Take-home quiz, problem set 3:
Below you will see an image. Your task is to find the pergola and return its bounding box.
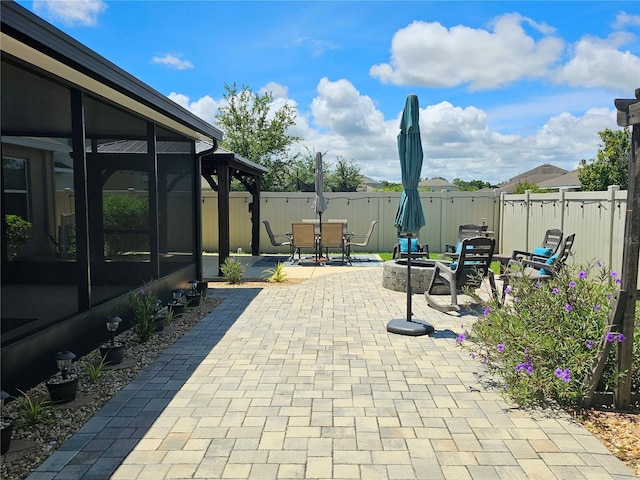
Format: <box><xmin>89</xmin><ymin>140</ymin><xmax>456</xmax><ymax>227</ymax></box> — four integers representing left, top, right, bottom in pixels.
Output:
<box><xmin>198</xmin><ymin>145</ymin><xmax>268</xmax><ymax>276</ymax></box>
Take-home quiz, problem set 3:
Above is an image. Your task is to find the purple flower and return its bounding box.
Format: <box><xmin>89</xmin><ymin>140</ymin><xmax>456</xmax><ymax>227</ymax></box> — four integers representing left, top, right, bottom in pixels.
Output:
<box><xmin>569</xmin><ymin>281</ymin><xmax>577</xmax><ymax>289</ymax></box>
<box><xmin>616</xmin><ymin>278</ymin><xmax>621</xmax><ymax>284</ymax></box>
<box><xmin>565</xmin><ymin>303</ymin><xmax>573</xmax><ymax>312</ymax></box>
<box><xmin>470</xmin><ymin>353</ymin><xmax>476</xmax><ymax>359</ymax></box>
<box><xmin>554</xmin><ymin>368</ymin><xmax>571</xmax><ymax>382</ymax></box>
<box><xmin>504</xmin><ymin>286</ymin><xmax>512</xmax><ymax>294</ymax></box>
<box><xmin>596</xmin><ymin>260</ymin><xmax>602</xmax><ymax>267</ymax></box>
<box><xmin>594</xmin><ymin>304</ymin><xmax>601</xmax><ymax>311</ymax></box>
<box><xmin>483</xmin><ymin>306</ymin><xmax>491</xmax><ymax>317</ymax></box>
<box><xmin>497</xmin><ymin>344</ymin><xmax>505</xmax><ymax>352</ymax></box>
<box><xmin>552</xmin><ymin>288</ymin><xmax>559</xmax><ymax>294</ymax></box>
<box><xmin>578</xmin><ymin>271</ymin><xmax>587</xmax><ymax>279</ymax></box>
<box><xmin>229</xmin><ymin>258</ymin><xmax>236</xmax><ymax>263</ymax></box>
<box><xmin>514</xmin><ymin>297</ymin><xmax>520</xmax><ymax>303</ymax></box>
<box><xmin>456</xmin><ymin>333</ymin><xmax>466</xmax><ymax>343</ymax></box>
<box><xmin>606</xmin><ymin>332</ymin><xmax>616</xmax><ymax>343</ymax></box>
<box><xmin>618</xmin><ymin>333</ymin><xmax>625</xmax><ymax>342</ymax></box>
<box><xmin>611</xmin><ymin>271</ymin><xmax>618</xmax><ymax>278</ymax></box>
<box><xmin>535</xmin><ymin>281</ymin><xmax>542</xmax><ymax>288</ymax></box>
<box><xmin>516</xmin><ymin>362</ymin><xmax>533</xmax><ymax>375</ymax></box>
<box><xmin>586</xmin><ymin>340</ymin><xmax>594</xmax><ymax>349</ymax></box>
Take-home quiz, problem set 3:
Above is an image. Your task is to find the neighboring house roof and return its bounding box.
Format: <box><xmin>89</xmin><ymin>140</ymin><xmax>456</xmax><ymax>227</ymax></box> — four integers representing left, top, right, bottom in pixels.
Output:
<box><xmin>419</xmin><ymin>178</ymin><xmax>459</xmax><ymax>191</ymax></box>
<box><xmin>359</xmin><ymin>175</ymin><xmax>381</xmax><ymax>192</ymax></box>
<box><xmin>537</xmin><ymin>169</ymin><xmax>581</xmax><ymax>190</ymax></box>
<box><xmin>495</xmin><ymin>164</ymin><xmax>569</xmax><ymax>193</ymax></box>
<box><xmin>1</xmin><ymin>1</ymin><xmax>222</xmax><ymax>143</ymax></box>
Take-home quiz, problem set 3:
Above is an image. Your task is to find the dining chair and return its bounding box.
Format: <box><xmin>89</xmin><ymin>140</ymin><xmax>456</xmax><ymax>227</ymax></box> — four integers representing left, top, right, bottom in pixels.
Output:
<box><xmin>290</xmin><ymin>222</ymin><xmax>317</xmax><ymax>263</ymax></box>
<box><xmin>320</xmin><ymin>222</ymin><xmax>346</xmax><ymax>262</ymax></box>
<box><xmin>345</xmin><ymin>220</ymin><xmax>377</xmax><ymax>264</ymax></box>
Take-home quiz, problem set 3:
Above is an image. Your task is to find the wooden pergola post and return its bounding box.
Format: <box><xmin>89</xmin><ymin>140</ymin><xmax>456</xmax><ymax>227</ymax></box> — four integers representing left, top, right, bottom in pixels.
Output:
<box><xmin>614</xmin><ymin>88</ymin><xmax>640</xmax><ymax>410</ymax></box>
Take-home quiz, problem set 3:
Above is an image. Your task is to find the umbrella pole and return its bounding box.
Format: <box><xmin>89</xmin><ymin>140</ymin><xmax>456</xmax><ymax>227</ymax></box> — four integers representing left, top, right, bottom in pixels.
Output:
<box><xmin>406</xmin><ymin>233</ymin><xmax>412</xmax><ymax>322</ymax></box>
<box><xmin>318</xmin><ymin>212</ymin><xmax>322</xmax><ymax>262</ymax></box>
<box><xmin>386</xmin><ymin>232</ymin><xmax>434</xmax><ymax>336</ymax></box>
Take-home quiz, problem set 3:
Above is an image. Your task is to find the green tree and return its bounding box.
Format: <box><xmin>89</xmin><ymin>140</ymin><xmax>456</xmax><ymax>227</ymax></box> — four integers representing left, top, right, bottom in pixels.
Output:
<box><xmin>215</xmin><ymin>83</ymin><xmax>302</xmax><ymax>191</ymax></box>
<box><xmin>578</xmin><ymin>128</ymin><xmax>630</xmax><ymax>191</ymax></box>
<box><xmin>290</xmin><ymin>148</ymin><xmax>319</xmax><ymax>192</ymax></box>
<box><xmin>453</xmin><ymin>178</ymin><xmax>491</xmax><ymax>191</ymax></box>
<box><xmin>379</xmin><ymin>181</ymin><xmax>404</xmax><ymax>192</ymax></box>
<box><xmin>327</xmin><ymin>156</ymin><xmax>362</xmax><ymax>192</ymax></box>
<box><xmin>512</xmin><ymin>182</ymin><xmax>547</xmax><ymax>194</ymax></box>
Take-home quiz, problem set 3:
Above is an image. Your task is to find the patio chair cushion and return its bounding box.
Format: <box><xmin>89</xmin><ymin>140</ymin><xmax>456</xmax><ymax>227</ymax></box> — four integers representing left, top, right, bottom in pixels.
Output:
<box><xmin>539</xmin><ymin>254</ymin><xmax>559</xmax><ymax>275</ymax></box>
<box><xmin>455</xmin><ymin>241</ymin><xmax>476</xmax><ymax>254</ymax></box>
<box><xmin>399</xmin><ymin>238</ymin><xmax>419</xmax><ymax>252</ymax></box>
<box><xmin>533</xmin><ymin>246</ymin><xmax>553</xmax><ymax>257</ymax></box>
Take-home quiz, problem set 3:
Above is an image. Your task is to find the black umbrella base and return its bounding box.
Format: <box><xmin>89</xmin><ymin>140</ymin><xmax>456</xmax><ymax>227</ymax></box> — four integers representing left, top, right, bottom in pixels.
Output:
<box><xmin>387</xmin><ymin>319</ymin><xmax>434</xmax><ymax>336</ymax></box>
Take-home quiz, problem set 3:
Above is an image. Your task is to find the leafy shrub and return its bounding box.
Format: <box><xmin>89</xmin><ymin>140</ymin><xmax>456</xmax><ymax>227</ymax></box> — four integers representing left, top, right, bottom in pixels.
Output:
<box><xmin>103</xmin><ymin>194</ymin><xmax>149</xmax><ymax>257</ymax></box>
<box><xmin>5</xmin><ymin>214</ymin><xmax>31</xmax><ymax>258</ymax></box>
<box><xmin>220</xmin><ymin>257</ymin><xmax>247</xmax><ymax>284</ymax></box>
<box><xmin>457</xmin><ymin>261</ymin><xmax>639</xmax><ymax>407</ymax></box>
<box><xmin>129</xmin><ymin>286</ymin><xmax>162</xmax><ymax>343</ymax></box>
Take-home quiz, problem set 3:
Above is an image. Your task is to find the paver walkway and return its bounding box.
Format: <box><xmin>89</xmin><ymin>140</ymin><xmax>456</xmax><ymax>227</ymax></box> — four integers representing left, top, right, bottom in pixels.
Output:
<box><xmin>29</xmin><ymin>269</ymin><xmax>636</xmax><ymax>479</ymax></box>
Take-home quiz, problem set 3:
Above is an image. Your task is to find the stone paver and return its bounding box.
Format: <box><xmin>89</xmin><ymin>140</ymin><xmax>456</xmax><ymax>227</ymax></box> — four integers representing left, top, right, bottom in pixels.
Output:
<box><xmin>27</xmin><ymin>267</ymin><xmax>637</xmax><ymax>479</ymax></box>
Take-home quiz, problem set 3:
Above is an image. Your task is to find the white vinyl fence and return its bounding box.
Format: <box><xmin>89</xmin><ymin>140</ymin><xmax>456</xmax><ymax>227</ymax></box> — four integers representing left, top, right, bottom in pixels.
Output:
<box><xmin>203</xmin><ymin>185</ymin><xmax>631</xmax><ymax>277</ymax></box>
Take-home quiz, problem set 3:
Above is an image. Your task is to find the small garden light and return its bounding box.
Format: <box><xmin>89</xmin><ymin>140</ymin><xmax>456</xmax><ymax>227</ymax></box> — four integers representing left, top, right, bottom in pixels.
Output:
<box><xmin>105</xmin><ymin>315</ymin><xmax>122</xmax><ymax>347</ymax></box>
<box><xmin>55</xmin><ymin>351</ymin><xmax>76</xmax><ymax>380</ymax></box>
<box><xmin>172</xmin><ymin>289</ymin><xmax>185</xmax><ymax>302</ymax></box>
<box><xmin>188</xmin><ymin>280</ymin><xmax>198</xmax><ymax>293</ymax></box>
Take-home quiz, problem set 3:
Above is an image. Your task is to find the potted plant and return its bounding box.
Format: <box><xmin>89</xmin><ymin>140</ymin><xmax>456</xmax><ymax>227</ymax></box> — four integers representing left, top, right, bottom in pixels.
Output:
<box><xmin>1</xmin><ymin>390</ymin><xmax>12</xmax><ymax>455</ymax></box>
<box><xmin>196</xmin><ymin>281</ymin><xmax>208</xmax><ymax>299</ymax></box>
<box><xmin>167</xmin><ymin>289</ymin><xmax>185</xmax><ymax>318</ymax></box>
<box><xmin>99</xmin><ymin>316</ymin><xmax>125</xmax><ymax>365</ymax></box>
<box><xmin>185</xmin><ymin>280</ymin><xmax>201</xmax><ymax>308</ymax></box>
<box><xmin>46</xmin><ymin>351</ymin><xmax>79</xmax><ymax>404</ymax></box>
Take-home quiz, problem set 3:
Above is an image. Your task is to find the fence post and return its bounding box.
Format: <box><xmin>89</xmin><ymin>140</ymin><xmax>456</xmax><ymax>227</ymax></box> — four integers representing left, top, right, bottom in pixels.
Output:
<box><xmin>607</xmin><ymin>185</ymin><xmax>620</xmax><ymax>268</ymax></box>
<box><xmin>524</xmin><ymin>190</ymin><xmax>531</xmax><ymax>251</ymax></box>
<box><xmin>559</xmin><ymin>188</ymin><xmax>567</xmax><ymax>236</ymax></box>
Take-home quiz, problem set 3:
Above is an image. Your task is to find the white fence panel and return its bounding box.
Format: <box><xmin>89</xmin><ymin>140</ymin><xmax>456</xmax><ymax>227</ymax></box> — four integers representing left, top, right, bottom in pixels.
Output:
<box><xmin>201</xmin><ymin>187</ymin><xmax>638</xmax><ymax>287</ymax></box>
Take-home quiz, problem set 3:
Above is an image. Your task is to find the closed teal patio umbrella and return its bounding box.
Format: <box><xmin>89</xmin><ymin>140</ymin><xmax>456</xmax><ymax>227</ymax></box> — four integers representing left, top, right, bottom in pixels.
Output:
<box><xmin>388</xmin><ymin>94</ymin><xmax>434</xmax><ymax>336</ymax></box>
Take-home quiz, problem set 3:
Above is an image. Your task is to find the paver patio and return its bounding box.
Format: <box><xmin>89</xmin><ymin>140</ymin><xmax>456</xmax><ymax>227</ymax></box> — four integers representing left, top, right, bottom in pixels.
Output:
<box><xmin>28</xmin><ymin>267</ymin><xmax>637</xmax><ymax>479</ymax></box>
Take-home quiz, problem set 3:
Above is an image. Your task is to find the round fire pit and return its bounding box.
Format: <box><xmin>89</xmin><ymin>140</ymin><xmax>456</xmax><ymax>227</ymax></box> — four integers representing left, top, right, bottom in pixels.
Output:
<box><xmin>382</xmin><ymin>259</ymin><xmax>449</xmax><ymax>295</ymax></box>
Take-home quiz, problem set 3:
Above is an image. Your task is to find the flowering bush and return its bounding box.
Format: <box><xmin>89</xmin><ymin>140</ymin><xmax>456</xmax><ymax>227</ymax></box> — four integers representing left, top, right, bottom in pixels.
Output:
<box><xmin>220</xmin><ymin>257</ymin><xmax>247</xmax><ymax>284</ymax></box>
<box><xmin>457</xmin><ymin>261</ymin><xmax>639</xmax><ymax>407</ymax></box>
<box><xmin>129</xmin><ymin>285</ymin><xmax>162</xmax><ymax>343</ymax></box>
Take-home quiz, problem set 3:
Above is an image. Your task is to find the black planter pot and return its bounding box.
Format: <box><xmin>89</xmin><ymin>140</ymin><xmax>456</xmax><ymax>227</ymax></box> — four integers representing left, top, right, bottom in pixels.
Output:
<box><xmin>167</xmin><ymin>301</ymin><xmax>184</xmax><ymax>317</ymax></box>
<box><xmin>186</xmin><ymin>292</ymin><xmax>201</xmax><ymax>308</ymax></box>
<box><xmin>1</xmin><ymin>422</ymin><xmax>13</xmax><ymax>455</ymax></box>
<box><xmin>99</xmin><ymin>343</ymin><xmax>125</xmax><ymax>365</ymax></box>
<box><xmin>154</xmin><ymin>316</ymin><xmax>166</xmax><ymax>332</ymax></box>
<box><xmin>46</xmin><ymin>376</ymin><xmax>79</xmax><ymax>404</ymax></box>
<box><xmin>196</xmin><ymin>281</ymin><xmax>208</xmax><ymax>299</ymax></box>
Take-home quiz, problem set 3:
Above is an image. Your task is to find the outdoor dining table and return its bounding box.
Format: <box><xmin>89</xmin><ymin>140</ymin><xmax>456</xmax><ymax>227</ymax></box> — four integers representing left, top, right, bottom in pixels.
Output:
<box><xmin>290</xmin><ymin>220</ymin><xmax>353</xmax><ymax>263</ymax></box>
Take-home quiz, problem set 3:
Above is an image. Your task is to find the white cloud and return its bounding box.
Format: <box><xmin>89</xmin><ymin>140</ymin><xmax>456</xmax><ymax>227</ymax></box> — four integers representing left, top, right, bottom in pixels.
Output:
<box><xmin>33</xmin><ymin>0</ymin><xmax>107</xmax><ymax>27</ymax></box>
<box><xmin>613</xmin><ymin>12</ymin><xmax>640</xmax><ymax>29</ymax></box>
<box><xmin>370</xmin><ymin>13</ymin><xmax>564</xmax><ymax>91</ymax></box>
<box><xmin>293</xmin><ymin>36</ymin><xmax>340</xmax><ymax>57</ymax></box>
<box><xmin>311</xmin><ymin>78</ymin><xmax>386</xmax><ymax>136</ymax></box>
<box><xmin>553</xmin><ymin>33</ymin><xmax>640</xmax><ymax>91</ymax></box>
<box><xmin>151</xmin><ymin>54</ymin><xmax>194</xmax><ymax>70</ymax></box>
<box><xmin>167</xmin><ymin>93</ymin><xmax>219</xmax><ymax>126</ymax></box>
<box><xmin>170</xmin><ymin>78</ymin><xmax>619</xmax><ymax>185</ymax></box>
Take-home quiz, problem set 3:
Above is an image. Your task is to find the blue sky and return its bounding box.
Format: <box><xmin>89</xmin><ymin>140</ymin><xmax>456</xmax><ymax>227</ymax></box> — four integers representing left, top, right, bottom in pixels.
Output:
<box><xmin>19</xmin><ymin>1</ymin><xmax>640</xmax><ymax>184</ymax></box>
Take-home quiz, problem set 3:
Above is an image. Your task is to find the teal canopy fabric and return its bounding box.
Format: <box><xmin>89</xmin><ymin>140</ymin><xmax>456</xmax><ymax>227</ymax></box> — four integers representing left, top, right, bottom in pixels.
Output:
<box><xmin>394</xmin><ymin>94</ymin><xmax>425</xmax><ymax>235</ymax></box>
